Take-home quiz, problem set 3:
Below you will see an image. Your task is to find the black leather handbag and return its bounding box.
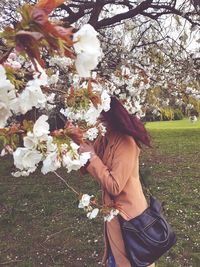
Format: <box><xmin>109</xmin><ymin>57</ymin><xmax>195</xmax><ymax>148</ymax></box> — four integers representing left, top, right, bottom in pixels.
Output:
<box><xmin>119</xmin><ymin>174</ymin><xmax>177</xmax><ymax>267</ymax></box>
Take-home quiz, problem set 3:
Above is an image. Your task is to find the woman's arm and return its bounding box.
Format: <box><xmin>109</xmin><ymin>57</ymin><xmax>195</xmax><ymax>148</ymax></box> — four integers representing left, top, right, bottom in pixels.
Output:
<box><xmin>80</xmin><ymin>136</ymin><xmax>139</xmax><ymax>196</ymax></box>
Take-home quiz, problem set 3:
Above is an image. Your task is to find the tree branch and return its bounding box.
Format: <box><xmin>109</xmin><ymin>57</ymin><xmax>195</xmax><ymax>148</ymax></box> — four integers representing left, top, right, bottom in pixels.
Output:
<box><xmin>88</xmin><ymin>0</ymin><xmax>105</xmax><ymax>25</ymax></box>
<box><xmin>62</xmin><ymin>2</ymin><xmax>96</xmax><ymax>24</ymax></box>
<box><xmin>95</xmin><ymin>0</ymin><xmax>153</xmax><ymax>29</ymax></box>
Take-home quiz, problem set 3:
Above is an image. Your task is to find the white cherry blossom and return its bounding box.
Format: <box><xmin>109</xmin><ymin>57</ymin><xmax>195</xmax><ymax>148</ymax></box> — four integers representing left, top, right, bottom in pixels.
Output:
<box><xmin>32</xmin><ymin>63</ymin><xmax>48</xmax><ymax>86</ymax></box>
<box><xmin>0</xmin><ymin>101</ymin><xmax>11</xmax><ymax>128</ymax></box>
<box><xmin>33</xmin><ymin>115</ymin><xmax>50</xmax><ymax>139</ymax></box>
<box><xmin>23</xmin><ymin>132</ymin><xmax>38</xmax><ymax>149</ymax></box>
<box><xmin>75</xmin><ymin>52</ymin><xmax>100</xmax><ymax>78</ymax></box>
<box><xmin>46</xmin><ymin>93</ymin><xmax>56</xmax><ymax>104</ymax></box>
<box><xmin>85</xmin><ymin>127</ymin><xmax>99</xmax><ymax>141</ymax></box>
<box><xmin>46</xmin><ymin>136</ymin><xmax>57</xmax><ymax>153</ymax></box>
<box><xmin>78</xmin><ymin>194</ymin><xmax>93</xmax><ymax>208</ymax></box>
<box><xmin>0</xmin><ymin>65</ymin><xmax>19</xmax><ymax>127</ymax></box>
<box><xmin>63</xmin><ymin>157</ymin><xmax>82</xmax><ymax>172</ymax></box>
<box><xmin>87</xmin><ymin>208</ymin><xmax>99</xmax><ymax>219</ymax></box>
<box><xmin>49</xmin><ymin>56</ymin><xmax>73</xmax><ymax>70</ymax></box>
<box><xmin>104</xmin><ymin>209</ymin><xmax>119</xmax><ymax>222</ymax></box>
<box><xmin>18</xmin><ymin>83</ymin><xmax>47</xmax><ymax>114</ymax></box>
<box><xmin>97</xmin><ymin>123</ymin><xmax>107</xmax><ymax>136</ymax></box>
<box><xmin>41</xmin><ymin>150</ymin><xmax>61</xmax><ymax>174</ymax></box>
<box><xmin>62</xmin><ymin>142</ymin><xmax>90</xmax><ymax>173</ymax></box>
<box><xmin>84</xmin><ymin>104</ymin><xmax>101</xmax><ymax>125</ymax></box>
<box><xmin>13</xmin><ymin>147</ymin><xmax>42</xmax><ymax>172</ymax></box>
<box><xmin>99</xmin><ymin>90</ymin><xmax>111</xmax><ymax>112</ymax></box>
<box><xmin>79</xmin><ymin>152</ymin><xmax>91</xmax><ymax>166</ymax></box>
<box><xmin>12</xmin><ymin>170</ymin><xmax>32</xmax><ymax>177</ymax></box>
<box><xmin>73</xmin><ymin>24</ymin><xmax>102</xmax><ymax>78</ymax></box>
<box><xmin>48</xmin><ymin>71</ymin><xmax>59</xmax><ymax>85</ymax></box>
<box><xmin>73</xmin><ymin>24</ymin><xmax>100</xmax><ymax>54</ymax></box>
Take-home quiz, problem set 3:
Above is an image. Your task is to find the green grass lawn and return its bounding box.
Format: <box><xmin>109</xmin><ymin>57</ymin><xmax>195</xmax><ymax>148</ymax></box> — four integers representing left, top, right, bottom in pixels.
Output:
<box><xmin>0</xmin><ymin>119</ymin><xmax>200</xmax><ymax>267</ymax></box>
<box><xmin>146</xmin><ymin>117</ymin><xmax>200</xmax><ymax>129</ymax></box>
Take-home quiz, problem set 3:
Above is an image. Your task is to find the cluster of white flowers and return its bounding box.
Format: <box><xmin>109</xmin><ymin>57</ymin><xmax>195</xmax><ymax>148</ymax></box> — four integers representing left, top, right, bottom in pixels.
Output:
<box><xmin>12</xmin><ymin>115</ymin><xmax>91</xmax><ymax>176</ymax></box>
<box><xmin>0</xmin><ymin>63</ymin><xmax>52</xmax><ymax>125</ymax></box>
<box><xmin>13</xmin><ymin>115</ymin><xmax>50</xmax><ymax>177</ymax></box>
<box><xmin>87</xmin><ymin>208</ymin><xmax>100</xmax><ymax>219</ymax></box>
<box><xmin>85</xmin><ymin>127</ymin><xmax>99</xmax><ymax>141</ymax></box>
<box><xmin>49</xmin><ymin>56</ymin><xmax>73</xmax><ymax>70</ymax></box>
<box><xmin>175</xmin><ymin>98</ymin><xmax>184</xmax><ymax>106</ymax></box>
<box><xmin>84</xmin><ymin>122</ymin><xmax>107</xmax><ymax>141</ymax></box>
<box><xmin>1</xmin><ymin>23</ymin><xmax>103</xmax><ymax>127</ymax></box>
<box><xmin>0</xmin><ymin>65</ymin><xmax>19</xmax><ymax>127</ymax></box>
<box><xmin>78</xmin><ymin>194</ymin><xmax>93</xmax><ymax>208</ymax></box>
<box><xmin>73</xmin><ymin>24</ymin><xmax>102</xmax><ymax>78</ymax></box>
<box><xmin>60</xmin><ymin>88</ymin><xmax>111</xmax><ymax>126</ymax></box>
<box><xmin>1</xmin><ymin>23</ymin><xmax>106</xmax><ymax>178</ymax></box>
<box><xmin>78</xmin><ymin>194</ymin><xmax>119</xmax><ymax>221</ymax></box>
<box><xmin>17</xmin><ymin>67</ymin><xmax>48</xmax><ymax>114</ymax></box>
<box><xmin>3</xmin><ymin>24</ymin><xmax>101</xmax><ymax>86</ymax></box>
<box><xmin>78</xmin><ymin>194</ymin><xmax>100</xmax><ymax>219</ymax></box>
<box><xmin>97</xmin><ymin>122</ymin><xmax>107</xmax><ymax>136</ymax></box>
<box><xmin>104</xmin><ymin>209</ymin><xmax>120</xmax><ymax>222</ymax></box>
<box><xmin>61</xmin><ymin>142</ymin><xmax>90</xmax><ymax>173</ymax></box>
<box><xmin>104</xmin><ymin>66</ymin><xmax>149</xmax><ymax>116</ymax></box>
<box><xmin>186</xmin><ymin>87</ymin><xmax>200</xmax><ymax>100</ymax></box>
<box><xmin>47</xmin><ymin>70</ymin><xmax>60</xmax><ymax>86</ymax></box>
<box><xmin>186</xmin><ymin>103</ymin><xmax>194</xmax><ymax>110</ymax></box>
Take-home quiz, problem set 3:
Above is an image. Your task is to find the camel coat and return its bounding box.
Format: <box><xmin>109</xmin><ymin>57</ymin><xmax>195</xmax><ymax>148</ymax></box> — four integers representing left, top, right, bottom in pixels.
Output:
<box><xmin>86</xmin><ymin>131</ymin><xmax>152</xmax><ymax>267</ymax></box>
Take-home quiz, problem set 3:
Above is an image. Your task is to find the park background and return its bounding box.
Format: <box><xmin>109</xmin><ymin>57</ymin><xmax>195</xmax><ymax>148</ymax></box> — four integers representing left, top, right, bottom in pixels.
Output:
<box><xmin>0</xmin><ymin>0</ymin><xmax>200</xmax><ymax>266</ymax></box>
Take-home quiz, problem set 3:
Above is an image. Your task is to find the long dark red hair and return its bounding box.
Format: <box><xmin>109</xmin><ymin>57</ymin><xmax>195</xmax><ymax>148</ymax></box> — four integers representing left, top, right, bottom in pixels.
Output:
<box><xmin>101</xmin><ymin>97</ymin><xmax>151</xmax><ymax>148</ymax></box>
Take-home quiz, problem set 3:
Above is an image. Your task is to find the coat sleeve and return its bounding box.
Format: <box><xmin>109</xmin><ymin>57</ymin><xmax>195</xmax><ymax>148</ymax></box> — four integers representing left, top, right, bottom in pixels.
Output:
<box><xmin>86</xmin><ymin>136</ymin><xmax>139</xmax><ymax>196</ymax></box>
<box><xmin>79</xmin><ymin>136</ymin><xmax>102</xmax><ymax>175</ymax></box>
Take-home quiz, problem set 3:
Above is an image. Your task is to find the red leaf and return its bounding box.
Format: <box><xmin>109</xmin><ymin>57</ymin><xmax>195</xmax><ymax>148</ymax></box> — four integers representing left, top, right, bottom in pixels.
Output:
<box><xmin>87</xmin><ymin>80</ymin><xmax>101</xmax><ymax>108</ymax></box>
<box><xmin>36</xmin><ymin>0</ymin><xmax>65</xmax><ymax>14</ymax></box>
<box><xmin>53</xmin><ymin>26</ymin><xmax>74</xmax><ymax>46</ymax></box>
<box><xmin>16</xmin><ymin>30</ymin><xmax>44</xmax><ymax>41</ymax></box>
<box><xmin>32</xmin><ymin>8</ymin><xmax>74</xmax><ymax>48</ymax></box>
<box><xmin>15</xmin><ymin>31</ymin><xmax>45</xmax><ymax>67</ymax></box>
<box><xmin>87</xmin><ymin>79</ymin><xmax>93</xmax><ymax>94</ymax></box>
<box><xmin>32</xmin><ymin>8</ymin><xmax>49</xmax><ymax>26</ymax></box>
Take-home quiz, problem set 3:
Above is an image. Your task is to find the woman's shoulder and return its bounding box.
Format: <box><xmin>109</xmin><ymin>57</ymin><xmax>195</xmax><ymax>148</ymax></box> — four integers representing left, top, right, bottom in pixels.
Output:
<box><xmin>111</xmin><ymin>132</ymin><xmax>139</xmax><ymax>150</ymax></box>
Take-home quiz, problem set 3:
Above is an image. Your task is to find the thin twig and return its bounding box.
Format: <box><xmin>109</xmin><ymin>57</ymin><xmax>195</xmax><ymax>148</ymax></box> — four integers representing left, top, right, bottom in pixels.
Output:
<box><xmin>53</xmin><ymin>171</ymin><xmax>79</xmax><ymax>196</ymax></box>
<box><xmin>43</xmin><ymin>227</ymin><xmax>69</xmax><ymax>243</ymax></box>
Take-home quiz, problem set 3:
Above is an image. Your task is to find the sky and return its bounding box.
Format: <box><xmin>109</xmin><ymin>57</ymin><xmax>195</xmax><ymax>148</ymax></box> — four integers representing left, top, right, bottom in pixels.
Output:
<box><xmin>163</xmin><ymin>14</ymin><xmax>199</xmax><ymax>52</ymax></box>
<box><xmin>113</xmin><ymin>2</ymin><xmax>199</xmax><ymax>52</ymax></box>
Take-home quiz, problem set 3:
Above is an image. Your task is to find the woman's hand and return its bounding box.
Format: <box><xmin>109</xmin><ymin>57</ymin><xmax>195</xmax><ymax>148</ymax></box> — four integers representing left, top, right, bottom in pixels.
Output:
<box><xmin>79</xmin><ymin>142</ymin><xmax>96</xmax><ymax>159</ymax></box>
<box><xmin>65</xmin><ymin>121</ymin><xmax>84</xmax><ymax>145</ymax></box>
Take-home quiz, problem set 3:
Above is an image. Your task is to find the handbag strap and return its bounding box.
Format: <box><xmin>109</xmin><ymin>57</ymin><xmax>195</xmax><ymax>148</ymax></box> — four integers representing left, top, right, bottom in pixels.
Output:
<box><xmin>139</xmin><ymin>169</ymin><xmax>153</xmax><ymax>197</ymax></box>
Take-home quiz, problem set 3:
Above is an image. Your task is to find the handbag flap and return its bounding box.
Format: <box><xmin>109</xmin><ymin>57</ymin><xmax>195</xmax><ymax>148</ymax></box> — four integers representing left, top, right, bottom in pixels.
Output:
<box><xmin>121</xmin><ymin>197</ymin><xmax>163</xmax><ymax>232</ymax></box>
<box><xmin>122</xmin><ymin>209</ymin><xmax>158</xmax><ymax>232</ymax></box>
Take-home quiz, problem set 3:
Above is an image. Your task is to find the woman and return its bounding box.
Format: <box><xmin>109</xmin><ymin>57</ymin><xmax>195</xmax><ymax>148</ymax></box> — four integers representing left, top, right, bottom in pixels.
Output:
<box><xmin>79</xmin><ymin>97</ymin><xmax>155</xmax><ymax>267</ymax></box>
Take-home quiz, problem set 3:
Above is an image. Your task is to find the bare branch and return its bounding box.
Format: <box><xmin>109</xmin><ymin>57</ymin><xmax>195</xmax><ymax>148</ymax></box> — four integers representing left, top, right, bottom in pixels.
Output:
<box><xmin>95</xmin><ymin>0</ymin><xmax>153</xmax><ymax>29</ymax></box>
